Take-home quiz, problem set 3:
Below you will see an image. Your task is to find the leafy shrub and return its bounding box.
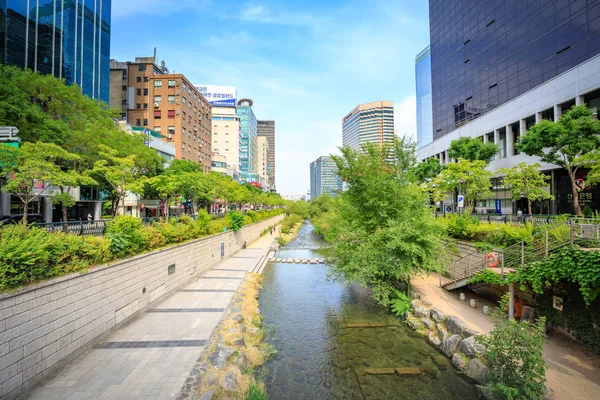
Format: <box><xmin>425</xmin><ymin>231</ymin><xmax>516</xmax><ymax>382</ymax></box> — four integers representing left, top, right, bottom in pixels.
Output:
<box><xmin>280</xmin><ymin>214</ymin><xmax>302</xmax><ymax>234</ymax></box>
<box><xmin>208</xmin><ymin>217</ymin><xmax>229</xmax><ymax>234</ymax></box>
<box><xmin>479</xmin><ymin>295</ymin><xmax>547</xmax><ymax>400</ymax></box>
<box><xmin>107</xmin><ymin>215</ymin><xmax>148</xmax><ymax>253</ymax></box>
<box><xmin>389</xmin><ymin>289</ymin><xmax>412</xmax><ymax>318</ymax></box>
<box><xmin>227</xmin><ymin>211</ymin><xmax>245</xmax><ymax>231</ymax></box>
<box><xmin>106</xmin><ymin>232</ymin><xmax>131</xmax><ymax>257</ymax></box>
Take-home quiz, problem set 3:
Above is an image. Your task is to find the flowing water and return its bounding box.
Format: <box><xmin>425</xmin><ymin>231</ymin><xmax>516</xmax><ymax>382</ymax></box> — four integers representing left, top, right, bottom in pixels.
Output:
<box><xmin>260</xmin><ymin>222</ymin><xmax>478</xmax><ymax>400</ymax></box>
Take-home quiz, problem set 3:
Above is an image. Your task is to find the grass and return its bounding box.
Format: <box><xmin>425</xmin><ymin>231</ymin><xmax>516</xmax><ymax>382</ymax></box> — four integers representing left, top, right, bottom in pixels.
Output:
<box><xmin>245</xmin><ymin>382</ymin><xmax>268</xmax><ymax>400</ymax></box>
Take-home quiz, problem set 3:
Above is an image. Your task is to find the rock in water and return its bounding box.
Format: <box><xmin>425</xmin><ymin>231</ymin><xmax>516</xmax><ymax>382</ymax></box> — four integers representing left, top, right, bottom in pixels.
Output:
<box><xmin>440</xmin><ymin>334</ymin><xmax>462</xmax><ymax>357</ymax></box>
<box><xmin>413</xmin><ymin>306</ymin><xmax>431</xmax><ymax>319</ymax></box>
<box><xmin>451</xmin><ymin>353</ymin><xmax>468</xmax><ymax>371</ymax></box>
<box><xmin>446</xmin><ymin>316</ymin><xmax>466</xmax><ymax>335</ymax></box>
<box><xmin>465</xmin><ymin>358</ymin><xmax>487</xmax><ymax>383</ymax></box>
<box><xmin>221</xmin><ymin>371</ymin><xmax>237</xmax><ymax>391</ymax></box>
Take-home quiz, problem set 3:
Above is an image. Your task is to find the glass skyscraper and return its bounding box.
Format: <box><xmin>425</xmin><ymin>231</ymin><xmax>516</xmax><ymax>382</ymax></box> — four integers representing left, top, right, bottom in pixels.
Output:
<box><xmin>236</xmin><ymin>99</ymin><xmax>258</xmax><ymax>181</ymax></box>
<box><xmin>415</xmin><ymin>45</ymin><xmax>433</xmax><ymax>149</ymax></box>
<box><xmin>342</xmin><ymin>101</ymin><xmax>395</xmax><ymax>151</ymax></box>
<box><xmin>310</xmin><ymin>156</ymin><xmax>342</xmax><ymax>200</ymax></box>
<box><xmin>0</xmin><ymin>0</ymin><xmax>111</xmax><ymax>103</ymax></box>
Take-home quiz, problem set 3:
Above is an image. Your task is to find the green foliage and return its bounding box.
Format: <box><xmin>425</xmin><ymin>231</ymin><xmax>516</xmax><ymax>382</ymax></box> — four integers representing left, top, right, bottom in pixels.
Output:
<box><xmin>245</xmin><ymin>383</ymin><xmax>268</xmax><ymax>400</ymax></box>
<box><xmin>499</xmin><ymin>163</ymin><xmax>553</xmax><ymax>216</ymax></box>
<box><xmin>468</xmin><ymin>269</ymin><xmax>509</xmax><ymax>286</ymax></box>
<box><xmin>448</xmin><ymin>136</ymin><xmax>499</xmax><ymax>163</ymax></box>
<box><xmin>430</xmin><ymin>158</ymin><xmax>492</xmax><ymax>211</ymax></box>
<box><xmin>106</xmin><ymin>232</ymin><xmax>131</xmax><ymax>258</ymax></box>
<box><xmin>227</xmin><ymin>211</ymin><xmax>246</xmax><ymax>231</ymax></box>
<box><xmin>413</xmin><ymin>157</ymin><xmax>442</xmax><ymax>183</ymax></box>
<box><xmin>517</xmin><ymin>105</ymin><xmax>600</xmax><ymax>216</ymax></box>
<box><xmin>280</xmin><ymin>214</ymin><xmax>302</xmax><ymax>234</ymax></box>
<box><xmin>389</xmin><ymin>289</ymin><xmax>413</xmax><ymax>318</ymax></box>
<box><xmin>328</xmin><ymin>138</ymin><xmax>446</xmax><ymax>305</ymax></box>
<box><xmin>285</xmin><ymin>200</ymin><xmax>309</xmax><ymax>219</ymax></box>
<box><xmin>479</xmin><ymin>295</ymin><xmax>547</xmax><ymax>400</ymax></box>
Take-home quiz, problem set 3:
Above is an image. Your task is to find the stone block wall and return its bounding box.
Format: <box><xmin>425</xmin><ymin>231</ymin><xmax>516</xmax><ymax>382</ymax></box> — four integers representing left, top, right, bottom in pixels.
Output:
<box><xmin>0</xmin><ymin>215</ymin><xmax>283</xmax><ymax>399</ymax></box>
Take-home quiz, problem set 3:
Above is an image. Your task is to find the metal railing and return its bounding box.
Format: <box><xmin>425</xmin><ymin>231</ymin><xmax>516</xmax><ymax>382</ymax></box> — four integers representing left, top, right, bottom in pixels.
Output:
<box><xmin>434</xmin><ymin>212</ymin><xmax>561</xmax><ymax>226</ymax></box>
<box><xmin>36</xmin><ymin>220</ymin><xmax>107</xmax><ymax>236</ymax></box>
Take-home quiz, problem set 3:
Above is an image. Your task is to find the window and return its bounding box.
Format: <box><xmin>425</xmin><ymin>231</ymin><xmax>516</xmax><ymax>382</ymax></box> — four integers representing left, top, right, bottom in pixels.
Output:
<box><xmin>182</xmin><ymin>97</ymin><xmax>186</xmax><ymax>104</ymax></box>
<box><xmin>143</xmin><ymin>88</ymin><xmax>148</xmax><ymax>96</ymax></box>
<box><xmin>154</xmin><ymin>126</ymin><xmax>161</xmax><ymax>133</ymax></box>
<box><xmin>168</xmin><ymin>110</ymin><xmax>176</xmax><ymax>118</ymax></box>
<box><xmin>121</xmin><ymin>100</ymin><xmax>126</xmax><ymax>105</ymax></box>
<box><xmin>136</xmin><ymin>119</ymin><xmax>141</xmax><ymax>126</ymax></box>
<box><xmin>136</xmin><ymin>89</ymin><xmax>141</xmax><ymax>96</ymax></box>
<box><xmin>143</xmin><ymin>119</ymin><xmax>148</xmax><ymax>126</ymax></box>
<box><xmin>182</xmin><ymin>82</ymin><xmax>187</xmax><ymax>90</ymax></box>
<box><xmin>154</xmin><ymin>110</ymin><xmax>161</xmax><ymax>119</ymax></box>
<box><xmin>154</xmin><ymin>95</ymin><xmax>161</xmax><ymax>104</ymax></box>
<box><xmin>144</xmin><ymin>77</ymin><xmax>149</xmax><ymax>82</ymax></box>
<box><xmin>194</xmin><ymin>93</ymin><xmax>197</xmax><ymax>100</ymax></box>
<box><xmin>138</xmin><ymin>64</ymin><xmax>146</xmax><ymax>72</ymax></box>
<box><xmin>182</xmin><ymin>128</ymin><xmax>186</xmax><ymax>136</ymax></box>
<box><xmin>143</xmin><ymin>103</ymin><xmax>148</xmax><ymax>109</ymax></box>
<box><xmin>168</xmin><ymin>126</ymin><xmax>176</xmax><ymax>134</ymax></box>
<box><xmin>136</xmin><ymin>103</ymin><xmax>141</xmax><ymax>109</ymax></box>
<box><xmin>168</xmin><ymin>80</ymin><xmax>176</xmax><ymax>88</ymax></box>
<box><xmin>136</xmin><ymin>77</ymin><xmax>142</xmax><ymax>83</ymax></box>
<box><xmin>168</xmin><ymin>95</ymin><xmax>175</xmax><ymax>104</ymax></box>
<box><xmin>155</xmin><ymin>80</ymin><xmax>163</xmax><ymax>88</ymax></box>
<box><xmin>122</xmin><ymin>86</ymin><xmax>126</xmax><ymax>91</ymax></box>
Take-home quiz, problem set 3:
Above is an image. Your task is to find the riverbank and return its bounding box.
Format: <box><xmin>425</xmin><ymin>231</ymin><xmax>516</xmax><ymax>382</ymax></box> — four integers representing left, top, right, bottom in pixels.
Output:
<box><xmin>411</xmin><ymin>273</ymin><xmax>600</xmax><ymax>400</ymax></box>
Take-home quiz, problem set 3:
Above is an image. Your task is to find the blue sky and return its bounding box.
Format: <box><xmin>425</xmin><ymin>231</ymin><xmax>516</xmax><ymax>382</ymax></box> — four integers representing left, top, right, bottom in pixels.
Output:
<box><xmin>111</xmin><ymin>1</ymin><xmax>430</xmax><ymax>195</ymax></box>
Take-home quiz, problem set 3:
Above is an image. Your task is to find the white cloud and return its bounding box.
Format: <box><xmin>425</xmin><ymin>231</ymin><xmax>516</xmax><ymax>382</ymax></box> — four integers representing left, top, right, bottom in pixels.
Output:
<box><xmin>238</xmin><ymin>2</ymin><xmax>318</xmax><ymax>25</ymax></box>
<box><xmin>112</xmin><ymin>0</ymin><xmax>210</xmax><ymax>18</ymax></box>
<box><xmin>394</xmin><ymin>95</ymin><xmax>417</xmax><ymax>141</ymax></box>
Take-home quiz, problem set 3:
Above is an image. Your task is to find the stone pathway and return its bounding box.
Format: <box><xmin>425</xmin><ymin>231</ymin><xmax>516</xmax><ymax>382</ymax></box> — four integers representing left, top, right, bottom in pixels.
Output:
<box><xmin>26</xmin><ymin>234</ymin><xmax>275</xmax><ymax>400</ymax></box>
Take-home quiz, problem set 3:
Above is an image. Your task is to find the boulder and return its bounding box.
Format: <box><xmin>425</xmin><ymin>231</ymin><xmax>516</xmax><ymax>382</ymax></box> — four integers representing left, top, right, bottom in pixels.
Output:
<box><xmin>221</xmin><ymin>371</ymin><xmax>237</xmax><ymax>391</ymax></box>
<box><xmin>463</xmin><ymin>328</ymin><xmax>479</xmax><ymax>338</ymax></box>
<box><xmin>199</xmin><ymin>391</ymin><xmax>215</xmax><ymax>400</ymax></box>
<box><xmin>233</xmin><ymin>353</ymin><xmax>249</xmax><ymax>368</ymax></box>
<box><xmin>438</xmin><ymin>328</ymin><xmax>450</xmax><ymax>343</ymax></box>
<box><xmin>452</xmin><ymin>353</ymin><xmax>468</xmax><ymax>371</ymax></box>
<box><xmin>427</xmin><ymin>332</ymin><xmax>441</xmax><ymax>347</ymax></box>
<box><xmin>232</xmin><ymin>314</ymin><xmax>244</xmax><ymax>324</ymax></box>
<box><xmin>413</xmin><ymin>306</ymin><xmax>431</xmax><ymax>319</ymax></box>
<box><xmin>430</xmin><ymin>308</ymin><xmax>446</xmax><ymax>323</ymax></box>
<box><xmin>459</xmin><ymin>336</ymin><xmax>485</xmax><ymax>357</ymax></box>
<box><xmin>421</xmin><ymin>318</ymin><xmax>436</xmax><ymax>330</ymax></box>
<box><xmin>231</xmin><ymin>306</ymin><xmax>242</xmax><ymax>313</ymax></box>
<box><xmin>204</xmin><ymin>373</ymin><xmax>219</xmax><ymax>388</ymax></box>
<box><xmin>249</xmin><ymin>327</ymin><xmax>260</xmax><ymax>335</ymax></box>
<box><xmin>440</xmin><ymin>334</ymin><xmax>463</xmax><ymax>357</ymax></box>
<box><xmin>465</xmin><ymin>358</ymin><xmax>487</xmax><ymax>383</ymax></box>
<box><xmin>207</xmin><ymin>346</ymin><xmax>235</xmax><ymax>369</ymax></box>
<box><xmin>411</xmin><ymin>299</ymin><xmax>422</xmax><ymax>308</ymax></box>
<box><xmin>446</xmin><ymin>316</ymin><xmax>466</xmax><ymax>336</ymax></box>
<box><xmin>232</xmin><ymin>337</ymin><xmax>246</xmax><ymax>347</ymax></box>
<box><xmin>407</xmin><ymin>317</ymin><xmax>424</xmax><ymax>330</ymax></box>
<box><xmin>239</xmin><ymin>325</ymin><xmax>247</xmax><ymax>333</ymax></box>
<box><xmin>475</xmin><ymin>385</ymin><xmax>496</xmax><ymax>400</ymax></box>
<box><xmin>227</xmin><ymin>327</ymin><xmax>240</xmax><ymax>335</ymax></box>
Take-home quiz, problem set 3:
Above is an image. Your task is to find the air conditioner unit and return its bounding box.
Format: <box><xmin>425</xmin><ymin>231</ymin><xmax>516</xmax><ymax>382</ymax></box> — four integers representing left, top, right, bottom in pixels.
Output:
<box><xmin>167</xmin><ymin>134</ymin><xmax>173</xmax><ymax>140</ymax></box>
<box><xmin>175</xmin><ymin>109</ymin><xmax>180</xmax><ymax>115</ymax></box>
<box><xmin>154</xmin><ymin>102</ymin><xmax>159</xmax><ymax>108</ymax></box>
<box><xmin>176</xmin><ymin>100</ymin><xmax>180</xmax><ymax>105</ymax></box>
<box><xmin>175</xmin><ymin>90</ymin><xmax>180</xmax><ymax>96</ymax></box>
<box><xmin>176</xmin><ymin>82</ymin><xmax>180</xmax><ymax>87</ymax></box>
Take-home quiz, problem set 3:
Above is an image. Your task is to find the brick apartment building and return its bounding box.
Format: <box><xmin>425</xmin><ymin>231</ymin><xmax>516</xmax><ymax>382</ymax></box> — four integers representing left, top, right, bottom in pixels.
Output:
<box><xmin>110</xmin><ymin>57</ymin><xmax>212</xmax><ymax>171</ymax></box>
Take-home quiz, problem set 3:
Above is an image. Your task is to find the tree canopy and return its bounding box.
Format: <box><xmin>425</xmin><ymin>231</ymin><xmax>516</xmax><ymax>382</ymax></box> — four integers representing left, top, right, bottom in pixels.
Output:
<box><xmin>448</xmin><ymin>136</ymin><xmax>499</xmax><ymax>163</ymax></box>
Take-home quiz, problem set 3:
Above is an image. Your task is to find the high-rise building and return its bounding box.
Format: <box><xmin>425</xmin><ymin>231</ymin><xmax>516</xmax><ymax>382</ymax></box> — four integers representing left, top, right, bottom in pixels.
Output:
<box><xmin>236</xmin><ymin>99</ymin><xmax>258</xmax><ymax>182</ymax></box>
<box><xmin>342</xmin><ymin>101</ymin><xmax>395</xmax><ymax>150</ymax></box>
<box><xmin>257</xmin><ymin>120</ymin><xmax>275</xmax><ymax>190</ymax></box>
<box><xmin>196</xmin><ymin>85</ymin><xmax>241</xmax><ymax>175</ymax></box>
<box><xmin>420</xmin><ymin>0</ymin><xmax>600</xmax><ymax>214</ymax></box>
<box><xmin>257</xmin><ymin>136</ymin><xmax>269</xmax><ymax>188</ymax></box>
<box><xmin>416</xmin><ymin>45</ymin><xmax>433</xmax><ymax>149</ymax></box>
<box><xmin>310</xmin><ymin>156</ymin><xmax>342</xmax><ymax>200</ymax></box>
<box><xmin>0</xmin><ymin>0</ymin><xmax>111</xmax><ymax>103</ymax></box>
<box><xmin>109</xmin><ymin>56</ymin><xmax>213</xmax><ymax>172</ymax></box>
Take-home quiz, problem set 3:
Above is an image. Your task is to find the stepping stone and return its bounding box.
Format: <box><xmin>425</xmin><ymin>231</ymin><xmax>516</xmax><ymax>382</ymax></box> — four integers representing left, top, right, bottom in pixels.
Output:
<box><xmin>395</xmin><ymin>368</ymin><xmax>421</xmax><ymax>376</ymax></box>
<box><xmin>301</xmin><ymin>259</ymin><xmax>308</xmax><ymax>264</ymax></box>
<box><xmin>365</xmin><ymin>368</ymin><xmax>396</xmax><ymax>375</ymax></box>
<box><xmin>309</xmin><ymin>259</ymin><xmax>317</xmax><ymax>264</ymax></box>
<box><xmin>346</xmin><ymin>323</ymin><xmax>370</xmax><ymax>328</ymax></box>
<box><xmin>288</xmin><ymin>258</ymin><xmax>294</xmax><ymax>263</ymax></box>
<box><xmin>319</xmin><ymin>259</ymin><xmax>325</xmax><ymax>264</ymax></box>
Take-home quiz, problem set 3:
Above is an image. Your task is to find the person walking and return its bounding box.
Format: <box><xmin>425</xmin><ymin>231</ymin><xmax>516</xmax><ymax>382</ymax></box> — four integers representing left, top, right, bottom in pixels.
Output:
<box><xmin>270</xmin><ymin>228</ymin><xmax>273</xmax><ymax>236</ymax></box>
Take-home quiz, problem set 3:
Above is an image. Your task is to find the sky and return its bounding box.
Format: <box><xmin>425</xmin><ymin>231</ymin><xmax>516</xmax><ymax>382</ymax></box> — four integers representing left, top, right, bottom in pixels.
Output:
<box><xmin>110</xmin><ymin>0</ymin><xmax>431</xmax><ymax>195</ymax></box>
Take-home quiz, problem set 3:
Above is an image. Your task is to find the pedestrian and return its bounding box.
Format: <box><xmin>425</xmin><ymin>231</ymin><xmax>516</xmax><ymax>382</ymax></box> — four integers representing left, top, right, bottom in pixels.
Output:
<box><xmin>87</xmin><ymin>213</ymin><xmax>93</xmax><ymax>221</ymax></box>
<box><xmin>270</xmin><ymin>228</ymin><xmax>273</xmax><ymax>236</ymax></box>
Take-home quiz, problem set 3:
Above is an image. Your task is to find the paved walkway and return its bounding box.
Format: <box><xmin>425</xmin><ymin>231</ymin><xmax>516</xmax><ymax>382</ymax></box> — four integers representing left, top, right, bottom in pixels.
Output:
<box><xmin>26</xmin><ymin>234</ymin><xmax>276</xmax><ymax>400</ymax></box>
<box><xmin>412</xmin><ymin>273</ymin><xmax>600</xmax><ymax>400</ymax></box>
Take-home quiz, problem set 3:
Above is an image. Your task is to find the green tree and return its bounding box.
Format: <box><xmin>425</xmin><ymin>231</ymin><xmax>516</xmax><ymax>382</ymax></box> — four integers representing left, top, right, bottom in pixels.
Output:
<box><xmin>448</xmin><ymin>136</ymin><xmax>499</xmax><ymax>163</ymax></box>
<box><xmin>499</xmin><ymin>163</ymin><xmax>554</xmax><ymax>216</ymax></box>
<box><xmin>0</xmin><ymin>142</ymin><xmax>77</xmax><ymax>224</ymax></box>
<box><xmin>413</xmin><ymin>157</ymin><xmax>442</xmax><ymax>184</ymax></box>
<box><xmin>330</xmin><ymin>139</ymin><xmax>446</xmax><ymax>304</ymax></box>
<box><xmin>431</xmin><ymin>158</ymin><xmax>492</xmax><ymax>212</ymax></box>
<box><xmin>517</xmin><ymin>106</ymin><xmax>600</xmax><ymax>216</ymax></box>
<box><xmin>177</xmin><ymin>172</ymin><xmax>209</xmax><ymax>215</ymax></box>
<box><xmin>148</xmin><ymin>174</ymin><xmax>182</xmax><ymax>219</ymax></box>
<box><xmin>51</xmin><ymin>156</ymin><xmax>98</xmax><ymax>222</ymax></box>
<box><xmin>90</xmin><ymin>145</ymin><xmax>146</xmax><ymax>217</ymax></box>
<box><xmin>479</xmin><ymin>295</ymin><xmax>547</xmax><ymax>400</ymax></box>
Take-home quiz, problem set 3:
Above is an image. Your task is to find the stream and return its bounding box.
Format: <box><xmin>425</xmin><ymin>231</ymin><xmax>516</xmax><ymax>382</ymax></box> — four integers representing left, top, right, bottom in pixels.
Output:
<box><xmin>259</xmin><ymin>222</ymin><xmax>478</xmax><ymax>399</ymax></box>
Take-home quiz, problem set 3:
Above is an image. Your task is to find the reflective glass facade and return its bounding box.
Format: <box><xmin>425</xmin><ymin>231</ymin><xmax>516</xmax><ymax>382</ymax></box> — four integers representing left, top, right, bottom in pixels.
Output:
<box><xmin>236</xmin><ymin>100</ymin><xmax>258</xmax><ymax>180</ymax></box>
<box><xmin>430</xmin><ymin>0</ymin><xmax>600</xmax><ymax>139</ymax></box>
<box><xmin>416</xmin><ymin>45</ymin><xmax>433</xmax><ymax>148</ymax></box>
<box><xmin>0</xmin><ymin>0</ymin><xmax>111</xmax><ymax>103</ymax></box>
<box><xmin>310</xmin><ymin>156</ymin><xmax>342</xmax><ymax>200</ymax></box>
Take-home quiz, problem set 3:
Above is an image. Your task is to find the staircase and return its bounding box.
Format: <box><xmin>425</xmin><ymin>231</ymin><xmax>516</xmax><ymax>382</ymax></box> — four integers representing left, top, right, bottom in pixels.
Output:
<box><xmin>441</xmin><ymin>220</ymin><xmax>600</xmax><ymax>291</ymax></box>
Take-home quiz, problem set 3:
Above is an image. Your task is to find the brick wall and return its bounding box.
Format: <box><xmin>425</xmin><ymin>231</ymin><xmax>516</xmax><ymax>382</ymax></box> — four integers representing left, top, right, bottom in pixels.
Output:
<box><xmin>0</xmin><ymin>215</ymin><xmax>283</xmax><ymax>399</ymax></box>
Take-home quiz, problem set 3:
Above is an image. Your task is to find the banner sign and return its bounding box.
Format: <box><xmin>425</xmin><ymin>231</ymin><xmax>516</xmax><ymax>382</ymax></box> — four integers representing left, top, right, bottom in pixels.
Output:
<box><xmin>196</xmin><ymin>85</ymin><xmax>237</xmax><ymax>107</ymax></box>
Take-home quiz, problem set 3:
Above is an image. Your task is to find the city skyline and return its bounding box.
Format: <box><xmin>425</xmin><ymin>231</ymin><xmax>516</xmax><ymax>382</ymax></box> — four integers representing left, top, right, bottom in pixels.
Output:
<box><xmin>109</xmin><ymin>1</ymin><xmax>429</xmax><ymax>194</ymax></box>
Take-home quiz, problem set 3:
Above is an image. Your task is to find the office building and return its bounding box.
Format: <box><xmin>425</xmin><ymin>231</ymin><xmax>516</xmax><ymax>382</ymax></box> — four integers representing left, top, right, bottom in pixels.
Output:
<box><xmin>211</xmin><ymin>154</ymin><xmax>241</xmax><ymax>182</ymax></box>
<box><xmin>310</xmin><ymin>156</ymin><xmax>342</xmax><ymax>200</ymax></box>
<box><xmin>258</xmin><ymin>120</ymin><xmax>276</xmax><ymax>190</ymax></box>
<box><xmin>197</xmin><ymin>85</ymin><xmax>241</xmax><ymax>175</ymax></box>
<box><xmin>416</xmin><ymin>45</ymin><xmax>433</xmax><ymax>148</ymax></box>
<box><xmin>109</xmin><ymin>56</ymin><xmax>212</xmax><ymax>171</ymax></box>
<box><xmin>420</xmin><ymin>0</ymin><xmax>600</xmax><ymax>214</ymax></box>
<box><xmin>236</xmin><ymin>99</ymin><xmax>258</xmax><ymax>182</ymax></box>
<box><xmin>257</xmin><ymin>136</ymin><xmax>269</xmax><ymax>188</ymax></box>
<box><xmin>342</xmin><ymin>101</ymin><xmax>395</xmax><ymax>150</ymax></box>
<box><xmin>0</xmin><ymin>0</ymin><xmax>111</xmax><ymax>103</ymax></box>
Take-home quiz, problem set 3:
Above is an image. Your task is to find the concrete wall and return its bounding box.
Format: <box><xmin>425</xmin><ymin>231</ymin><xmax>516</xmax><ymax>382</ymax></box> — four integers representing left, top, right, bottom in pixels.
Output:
<box><xmin>0</xmin><ymin>215</ymin><xmax>283</xmax><ymax>399</ymax></box>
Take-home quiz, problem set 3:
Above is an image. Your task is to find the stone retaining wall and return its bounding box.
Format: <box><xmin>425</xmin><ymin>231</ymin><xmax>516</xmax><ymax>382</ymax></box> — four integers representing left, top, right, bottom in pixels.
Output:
<box><xmin>0</xmin><ymin>215</ymin><xmax>283</xmax><ymax>399</ymax></box>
